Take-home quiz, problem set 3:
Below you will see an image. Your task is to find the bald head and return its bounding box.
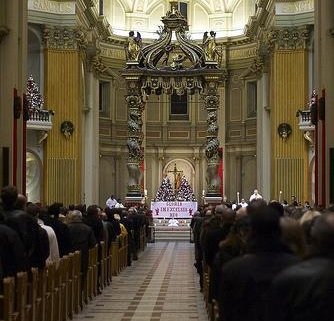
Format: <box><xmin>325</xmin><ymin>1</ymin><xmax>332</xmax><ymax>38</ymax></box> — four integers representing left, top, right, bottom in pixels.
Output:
<box><xmin>15</xmin><ymin>194</ymin><xmax>27</xmax><ymax>211</ymax></box>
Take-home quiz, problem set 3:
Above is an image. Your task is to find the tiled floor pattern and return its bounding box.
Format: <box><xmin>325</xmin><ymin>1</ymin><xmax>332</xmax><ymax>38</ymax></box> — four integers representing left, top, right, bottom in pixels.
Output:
<box><xmin>73</xmin><ymin>242</ymin><xmax>208</xmax><ymax>321</ymax></box>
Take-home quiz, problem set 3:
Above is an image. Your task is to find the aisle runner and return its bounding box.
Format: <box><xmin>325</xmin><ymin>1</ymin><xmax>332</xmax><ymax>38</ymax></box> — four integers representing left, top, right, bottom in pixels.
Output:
<box><xmin>74</xmin><ymin>242</ymin><xmax>208</xmax><ymax>321</ymax></box>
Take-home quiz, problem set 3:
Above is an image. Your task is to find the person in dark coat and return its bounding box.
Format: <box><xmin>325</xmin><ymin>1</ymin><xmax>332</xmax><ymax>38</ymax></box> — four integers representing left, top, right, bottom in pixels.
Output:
<box><xmin>203</xmin><ymin>205</ymin><xmax>235</xmax><ymax>268</ymax></box>
<box><xmin>66</xmin><ymin>210</ymin><xmax>97</xmax><ymax>287</ymax></box>
<box><xmin>44</xmin><ymin>202</ymin><xmax>73</xmax><ymax>257</ymax></box>
<box><xmin>120</xmin><ymin>209</ymin><xmax>135</xmax><ymax>265</ymax></box>
<box><xmin>105</xmin><ymin>207</ymin><xmax>121</xmax><ymax>236</ymax></box>
<box><xmin>211</xmin><ymin>214</ymin><xmax>250</xmax><ymax>318</ymax></box>
<box><xmin>219</xmin><ymin>205</ymin><xmax>300</xmax><ymax>321</ymax></box>
<box><xmin>0</xmin><ymin>208</ymin><xmax>27</xmax><ymax>282</ymax></box>
<box><xmin>1</xmin><ymin>185</ymin><xmax>49</xmax><ymax>270</ymax></box>
<box><xmin>84</xmin><ymin>205</ymin><xmax>104</xmax><ymax>243</ymax></box>
<box><xmin>270</xmin><ymin>213</ymin><xmax>334</xmax><ymax>321</ymax></box>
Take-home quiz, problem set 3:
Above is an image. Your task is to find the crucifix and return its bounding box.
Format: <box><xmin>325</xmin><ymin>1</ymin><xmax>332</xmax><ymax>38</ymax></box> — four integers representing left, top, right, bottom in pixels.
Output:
<box><xmin>167</xmin><ymin>163</ymin><xmax>183</xmax><ymax>190</ymax></box>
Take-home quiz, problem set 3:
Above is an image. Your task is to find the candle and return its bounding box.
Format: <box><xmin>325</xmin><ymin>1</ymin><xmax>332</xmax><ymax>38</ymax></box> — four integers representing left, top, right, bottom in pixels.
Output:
<box><xmin>237</xmin><ymin>192</ymin><xmax>240</xmax><ymax>204</ymax></box>
<box><xmin>279</xmin><ymin>191</ymin><xmax>282</xmax><ymax>203</ymax></box>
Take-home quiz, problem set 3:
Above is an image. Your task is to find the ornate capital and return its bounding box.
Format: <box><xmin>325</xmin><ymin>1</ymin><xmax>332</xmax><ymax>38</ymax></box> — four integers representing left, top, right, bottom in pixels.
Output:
<box><xmin>90</xmin><ymin>55</ymin><xmax>107</xmax><ymax>75</ymax></box>
<box><xmin>42</xmin><ymin>26</ymin><xmax>88</xmax><ymax>50</ymax></box>
<box><xmin>264</xmin><ymin>26</ymin><xmax>311</xmax><ymax>51</ymax></box>
<box><xmin>241</xmin><ymin>55</ymin><xmax>265</xmax><ymax>79</ymax></box>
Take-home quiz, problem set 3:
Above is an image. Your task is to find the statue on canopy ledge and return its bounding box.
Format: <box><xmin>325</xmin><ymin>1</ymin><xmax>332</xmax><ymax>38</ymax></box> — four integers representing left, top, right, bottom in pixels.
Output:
<box><xmin>202</xmin><ymin>31</ymin><xmax>218</xmax><ymax>61</ymax></box>
<box><xmin>124</xmin><ymin>31</ymin><xmax>142</xmax><ymax>61</ymax></box>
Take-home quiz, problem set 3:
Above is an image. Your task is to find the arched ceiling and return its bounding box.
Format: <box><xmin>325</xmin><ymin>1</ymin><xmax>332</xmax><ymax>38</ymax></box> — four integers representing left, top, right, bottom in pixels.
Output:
<box><xmin>104</xmin><ymin>0</ymin><xmax>257</xmax><ymax>39</ymax></box>
<box><xmin>116</xmin><ymin>0</ymin><xmax>243</xmax><ymax>13</ymax></box>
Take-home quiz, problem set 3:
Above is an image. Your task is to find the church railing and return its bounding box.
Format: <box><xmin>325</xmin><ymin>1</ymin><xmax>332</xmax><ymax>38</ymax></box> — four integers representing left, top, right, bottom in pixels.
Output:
<box><xmin>27</xmin><ymin>109</ymin><xmax>54</xmax><ymax>131</ymax></box>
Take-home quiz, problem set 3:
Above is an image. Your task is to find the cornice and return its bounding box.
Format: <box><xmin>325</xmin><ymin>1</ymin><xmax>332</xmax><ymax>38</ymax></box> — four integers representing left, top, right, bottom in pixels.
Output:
<box><xmin>76</xmin><ymin>0</ymin><xmax>112</xmax><ymax>41</ymax></box>
<box><xmin>244</xmin><ymin>0</ymin><xmax>273</xmax><ymax>40</ymax></box>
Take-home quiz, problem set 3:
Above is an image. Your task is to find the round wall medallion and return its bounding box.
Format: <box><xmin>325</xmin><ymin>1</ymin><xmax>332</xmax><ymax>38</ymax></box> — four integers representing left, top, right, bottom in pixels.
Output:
<box><xmin>60</xmin><ymin>120</ymin><xmax>74</xmax><ymax>138</ymax></box>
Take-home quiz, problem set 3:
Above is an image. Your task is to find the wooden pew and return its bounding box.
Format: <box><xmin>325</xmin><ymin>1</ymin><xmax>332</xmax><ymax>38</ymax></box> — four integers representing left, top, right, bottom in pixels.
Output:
<box><xmin>37</xmin><ymin>268</ymin><xmax>47</xmax><ymax>321</ymax></box>
<box><xmin>111</xmin><ymin>237</ymin><xmax>119</xmax><ymax>276</ymax></box>
<box><xmin>72</xmin><ymin>251</ymin><xmax>81</xmax><ymax>314</ymax></box>
<box><xmin>60</xmin><ymin>256</ymin><xmax>70</xmax><ymax>321</ymax></box>
<box><xmin>27</xmin><ymin>268</ymin><xmax>40</xmax><ymax>321</ymax></box>
<box><xmin>106</xmin><ymin>242</ymin><xmax>113</xmax><ymax>284</ymax></box>
<box><xmin>0</xmin><ymin>277</ymin><xmax>16</xmax><ymax>321</ymax></box>
<box><xmin>15</xmin><ymin>272</ymin><xmax>28</xmax><ymax>321</ymax></box>
<box><xmin>67</xmin><ymin>254</ymin><xmax>75</xmax><ymax>319</ymax></box>
<box><xmin>45</xmin><ymin>262</ymin><xmax>56</xmax><ymax>321</ymax></box>
<box><xmin>1</xmin><ymin>241</ymin><xmax>137</xmax><ymax>321</ymax></box>
<box><xmin>99</xmin><ymin>241</ymin><xmax>106</xmax><ymax>289</ymax></box>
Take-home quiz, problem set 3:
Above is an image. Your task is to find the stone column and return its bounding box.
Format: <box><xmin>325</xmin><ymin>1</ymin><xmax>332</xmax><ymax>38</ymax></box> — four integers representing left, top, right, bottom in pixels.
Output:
<box><xmin>125</xmin><ymin>79</ymin><xmax>144</xmax><ymax>197</ymax></box>
<box><xmin>257</xmin><ymin>72</ymin><xmax>271</xmax><ymax>201</ymax></box>
<box><xmin>203</xmin><ymin>81</ymin><xmax>221</xmax><ymax>198</ymax></box>
<box><xmin>82</xmin><ymin>67</ymin><xmax>99</xmax><ymax>205</ymax></box>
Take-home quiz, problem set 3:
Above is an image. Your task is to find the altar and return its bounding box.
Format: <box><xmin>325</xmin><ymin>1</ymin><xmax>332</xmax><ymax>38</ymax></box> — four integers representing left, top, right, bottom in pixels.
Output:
<box><xmin>151</xmin><ymin>201</ymin><xmax>198</xmax><ymax>219</ymax></box>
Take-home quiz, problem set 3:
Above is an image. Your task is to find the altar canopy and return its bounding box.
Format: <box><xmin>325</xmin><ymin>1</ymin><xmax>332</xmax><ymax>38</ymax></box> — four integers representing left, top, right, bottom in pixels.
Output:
<box><xmin>151</xmin><ymin>201</ymin><xmax>198</xmax><ymax>219</ymax></box>
<box><xmin>122</xmin><ymin>2</ymin><xmax>223</xmax><ymax>200</ymax></box>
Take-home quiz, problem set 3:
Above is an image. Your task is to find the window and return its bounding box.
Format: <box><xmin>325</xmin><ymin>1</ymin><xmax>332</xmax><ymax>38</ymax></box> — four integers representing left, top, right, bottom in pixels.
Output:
<box><xmin>247</xmin><ymin>81</ymin><xmax>257</xmax><ymax>118</ymax></box>
<box><xmin>170</xmin><ymin>93</ymin><xmax>188</xmax><ymax>120</ymax></box>
<box><xmin>99</xmin><ymin>81</ymin><xmax>110</xmax><ymax>112</ymax></box>
<box><xmin>179</xmin><ymin>2</ymin><xmax>188</xmax><ymax>20</ymax></box>
<box><xmin>99</xmin><ymin>0</ymin><xmax>104</xmax><ymax>15</ymax></box>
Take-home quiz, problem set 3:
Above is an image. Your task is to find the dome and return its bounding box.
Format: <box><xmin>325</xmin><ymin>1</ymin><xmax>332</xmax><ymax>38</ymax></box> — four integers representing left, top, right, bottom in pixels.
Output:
<box><xmin>104</xmin><ymin>0</ymin><xmax>257</xmax><ymax>39</ymax></box>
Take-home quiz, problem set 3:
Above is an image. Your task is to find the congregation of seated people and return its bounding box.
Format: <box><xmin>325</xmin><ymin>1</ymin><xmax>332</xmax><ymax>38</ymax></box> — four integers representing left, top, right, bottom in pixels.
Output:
<box><xmin>0</xmin><ymin>185</ymin><xmax>150</xmax><ymax>300</ymax></box>
<box><xmin>2</xmin><ymin>184</ymin><xmax>334</xmax><ymax>321</ymax></box>
<box><xmin>191</xmin><ymin>196</ymin><xmax>334</xmax><ymax>321</ymax></box>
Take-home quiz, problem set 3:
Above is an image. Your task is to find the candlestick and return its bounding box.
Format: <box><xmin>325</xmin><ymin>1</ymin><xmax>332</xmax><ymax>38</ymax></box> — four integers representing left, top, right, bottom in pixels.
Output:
<box><xmin>237</xmin><ymin>192</ymin><xmax>240</xmax><ymax>204</ymax></box>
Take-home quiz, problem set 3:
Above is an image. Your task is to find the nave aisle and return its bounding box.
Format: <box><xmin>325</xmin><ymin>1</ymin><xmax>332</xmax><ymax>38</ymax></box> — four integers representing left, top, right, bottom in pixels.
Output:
<box><xmin>74</xmin><ymin>242</ymin><xmax>208</xmax><ymax>321</ymax></box>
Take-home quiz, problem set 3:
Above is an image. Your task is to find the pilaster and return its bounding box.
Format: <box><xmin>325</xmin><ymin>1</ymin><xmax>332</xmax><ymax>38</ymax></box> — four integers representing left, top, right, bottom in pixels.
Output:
<box><xmin>269</xmin><ymin>27</ymin><xmax>310</xmax><ymax>203</ymax></box>
<box><xmin>42</xmin><ymin>26</ymin><xmax>86</xmax><ymax>205</ymax></box>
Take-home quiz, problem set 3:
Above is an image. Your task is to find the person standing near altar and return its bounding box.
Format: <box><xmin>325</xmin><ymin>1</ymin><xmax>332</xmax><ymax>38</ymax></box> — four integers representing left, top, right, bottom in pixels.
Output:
<box><xmin>106</xmin><ymin>195</ymin><xmax>118</xmax><ymax>209</ymax></box>
<box><xmin>239</xmin><ymin>199</ymin><xmax>248</xmax><ymax>208</ymax></box>
<box><xmin>249</xmin><ymin>189</ymin><xmax>263</xmax><ymax>202</ymax></box>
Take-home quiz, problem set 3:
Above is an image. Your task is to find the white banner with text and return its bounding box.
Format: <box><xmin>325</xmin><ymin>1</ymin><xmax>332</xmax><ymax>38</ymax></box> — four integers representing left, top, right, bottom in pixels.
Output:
<box><xmin>151</xmin><ymin>201</ymin><xmax>198</xmax><ymax>218</ymax></box>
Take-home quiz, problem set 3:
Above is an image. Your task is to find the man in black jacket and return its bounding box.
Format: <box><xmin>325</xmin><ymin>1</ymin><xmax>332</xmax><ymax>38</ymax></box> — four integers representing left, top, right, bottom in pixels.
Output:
<box><xmin>219</xmin><ymin>205</ymin><xmax>300</xmax><ymax>321</ymax></box>
<box><xmin>0</xmin><ymin>211</ymin><xmax>26</xmax><ymax>281</ymax></box>
<box><xmin>44</xmin><ymin>202</ymin><xmax>72</xmax><ymax>257</ymax></box>
<box><xmin>270</xmin><ymin>213</ymin><xmax>334</xmax><ymax>321</ymax></box>
<box><xmin>1</xmin><ymin>185</ymin><xmax>49</xmax><ymax>270</ymax></box>
<box><xmin>66</xmin><ymin>209</ymin><xmax>97</xmax><ymax>288</ymax></box>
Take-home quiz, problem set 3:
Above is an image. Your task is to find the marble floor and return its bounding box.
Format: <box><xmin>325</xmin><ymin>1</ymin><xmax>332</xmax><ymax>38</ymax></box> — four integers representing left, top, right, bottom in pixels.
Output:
<box><xmin>73</xmin><ymin>242</ymin><xmax>209</xmax><ymax>321</ymax></box>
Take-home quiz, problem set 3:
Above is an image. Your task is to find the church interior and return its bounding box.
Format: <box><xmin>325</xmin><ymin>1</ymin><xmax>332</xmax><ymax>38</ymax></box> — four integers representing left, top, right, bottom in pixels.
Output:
<box><xmin>0</xmin><ymin>0</ymin><xmax>333</xmax><ymax>208</ymax></box>
<box><xmin>2</xmin><ymin>2</ymin><xmax>334</xmax><ymax>321</ymax></box>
